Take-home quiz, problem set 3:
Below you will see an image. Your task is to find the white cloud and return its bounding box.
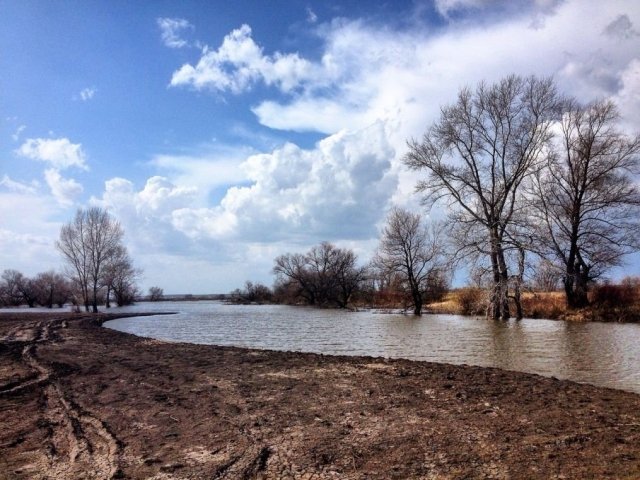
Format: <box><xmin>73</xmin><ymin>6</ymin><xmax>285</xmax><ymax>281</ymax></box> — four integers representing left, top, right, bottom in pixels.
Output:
<box><xmin>307</xmin><ymin>7</ymin><xmax>318</xmax><ymax>24</ymax></box>
<box><xmin>78</xmin><ymin>87</ymin><xmax>96</xmax><ymax>101</ymax></box>
<box><xmin>149</xmin><ymin>144</ymin><xmax>253</xmax><ymax>200</ymax></box>
<box><xmin>0</xmin><ymin>174</ymin><xmax>37</xmax><ymax>194</ymax></box>
<box><xmin>614</xmin><ymin>58</ymin><xmax>640</xmax><ymax>131</ymax></box>
<box><xmin>245</xmin><ymin>0</ymin><xmax>640</xmax><ymax>143</ymax></box>
<box><xmin>16</xmin><ymin>137</ymin><xmax>88</xmax><ymax>170</ymax></box>
<box><xmin>170</xmin><ymin>24</ymin><xmax>315</xmax><ymax>94</ymax></box>
<box><xmin>11</xmin><ymin>124</ymin><xmax>26</xmax><ymax>141</ymax></box>
<box><xmin>0</xmin><ymin>190</ymin><xmax>64</xmax><ymax>276</ymax></box>
<box><xmin>92</xmin><ymin>176</ymin><xmax>199</xmax><ymax>251</ymax></box>
<box><xmin>44</xmin><ymin>169</ymin><xmax>83</xmax><ymax>207</ymax></box>
<box><xmin>94</xmin><ymin>121</ymin><xmax>396</xmax><ymax>250</ymax></box>
<box><xmin>173</xmin><ymin>121</ymin><xmax>397</xmax><ymax>242</ymax></box>
<box><xmin>157</xmin><ymin>17</ymin><xmax>194</xmax><ymax>48</ymax></box>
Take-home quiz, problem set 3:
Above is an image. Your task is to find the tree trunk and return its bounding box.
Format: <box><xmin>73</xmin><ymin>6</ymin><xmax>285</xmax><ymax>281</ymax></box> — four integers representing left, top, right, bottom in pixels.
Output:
<box><xmin>413</xmin><ymin>296</ymin><xmax>423</xmax><ymax>315</ymax></box>
<box><xmin>564</xmin><ymin>265</ymin><xmax>589</xmax><ymax>309</ymax></box>
<box><xmin>489</xmin><ymin>229</ymin><xmax>511</xmax><ymax>320</ymax></box>
<box><xmin>513</xmin><ymin>245</ymin><xmax>525</xmax><ymax>320</ymax></box>
<box><xmin>489</xmin><ymin>249</ymin><xmax>501</xmax><ymax>320</ymax></box>
<box><xmin>92</xmin><ymin>284</ymin><xmax>98</xmax><ymax>313</ymax></box>
<box><xmin>496</xmin><ymin>247</ymin><xmax>511</xmax><ymax>321</ymax></box>
<box><xmin>409</xmin><ymin>277</ymin><xmax>423</xmax><ymax>315</ymax></box>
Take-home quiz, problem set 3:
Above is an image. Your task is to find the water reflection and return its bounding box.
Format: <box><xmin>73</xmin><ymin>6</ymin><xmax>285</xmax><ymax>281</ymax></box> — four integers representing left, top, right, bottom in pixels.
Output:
<box><xmin>106</xmin><ymin>301</ymin><xmax>640</xmax><ymax>394</ymax></box>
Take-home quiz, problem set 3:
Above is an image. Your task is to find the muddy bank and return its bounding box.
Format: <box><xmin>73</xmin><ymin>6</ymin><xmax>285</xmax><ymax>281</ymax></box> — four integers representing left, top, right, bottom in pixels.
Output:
<box><xmin>1</xmin><ymin>312</ymin><xmax>639</xmax><ymax>479</ymax></box>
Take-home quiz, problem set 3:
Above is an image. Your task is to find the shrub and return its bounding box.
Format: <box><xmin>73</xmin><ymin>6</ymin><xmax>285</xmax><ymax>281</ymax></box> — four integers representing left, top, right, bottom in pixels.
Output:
<box><xmin>590</xmin><ymin>283</ymin><xmax>637</xmax><ymax>308</ymax></box>
<box><xmin>457</xmin><ymin>288</ymin><xmax>486</xmax><ymax>316</ymax></box>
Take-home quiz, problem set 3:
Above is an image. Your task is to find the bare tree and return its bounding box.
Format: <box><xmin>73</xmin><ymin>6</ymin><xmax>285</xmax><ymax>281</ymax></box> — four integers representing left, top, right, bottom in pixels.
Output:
<box><xmin>57</xmin><ymin>207</ymin><xmax>125</xmax><ymax>313</ymax></box>
<box><xmin>33</xmin><ymin>271</ymin><xmax>71</xmax><ymax>308</ymax></box>
<box><xmin>372</xmin><ymin>208</ymin><xmax>448</xmax><ymax>315</ymax></box>
<box><xmin>148</xmin><ymin>286</ymin><xmax>164</xmax><ymax>302</ymax></box>
<box><xmin>102</xmin><ymin>245</ymin><xmax>140</xmax><ymax>307</ymax></box>
<box><xmin>530</xmin><ymin>99</ymin><xmax>640</xmax><ymax>308</ymax></box>
<box><xmin>404</xmin><ymin>75</ymin><xmax>558</xmax><ymax>319</ymax></box>
<box><xmin>531</xmin><ymin>259</ymin><xmax>562</xmax><ymax>292</ymax></box>
<box><xmin>0</xmin><ymin>269</ymin><xmax>32</xmax><ymax>306</ymax></box>
<box><xmin>231</xmin><ymin>281</ymin><xmax>273</xmax><ymax>304</ymax></box>
<box><xmin>273</xmin><ymin>252</ymin><xmax>316</xmax><ymax>304</ymax></box>
<box><xmin>273</xmin><ymin>242</ymin><xmax>365</xmax><ymax>308</ymax></box>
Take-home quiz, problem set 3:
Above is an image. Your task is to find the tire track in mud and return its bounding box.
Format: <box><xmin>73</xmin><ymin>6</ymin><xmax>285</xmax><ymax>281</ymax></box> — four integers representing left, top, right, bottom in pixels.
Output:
<box><xmin>0</xmin><ymin>317</ymin><xmax>123</xmax><ymax>479</ymax></box>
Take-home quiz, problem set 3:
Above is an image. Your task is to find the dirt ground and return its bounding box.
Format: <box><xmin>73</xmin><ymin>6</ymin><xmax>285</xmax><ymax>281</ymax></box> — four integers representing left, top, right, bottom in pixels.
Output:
<box><xmin>1</xmin><ymin>312</ymin><xmax>639</xmax><ymax>479</ymax></box>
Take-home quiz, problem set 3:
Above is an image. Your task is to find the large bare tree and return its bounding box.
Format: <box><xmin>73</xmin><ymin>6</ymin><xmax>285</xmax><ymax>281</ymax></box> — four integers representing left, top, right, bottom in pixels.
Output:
<box><xmin>372</xmin><ymin>207</ymin><xmax>448</xmax><ymax>315</ymax></box>
<box><xmin>530</xmin><ymin>99</ymin><xmax>640</xmax><ymax>308</ymax></box>
<box><xmin>404</xmin><ymin>75</ymin><xmax>558</xmax><ymax>319</ymax></box>
<box><xmin>57</xmin><ymin>207</ymin><xmax>125</xmax><ymax>312</ymax></box>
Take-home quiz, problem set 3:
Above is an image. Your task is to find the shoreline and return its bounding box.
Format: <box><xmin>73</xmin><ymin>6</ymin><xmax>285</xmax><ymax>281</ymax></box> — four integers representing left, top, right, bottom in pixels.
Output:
<box><xmin>1</xmin><ymin>311</ymin><xmax>639</xmax><ymax>479</ymax></box>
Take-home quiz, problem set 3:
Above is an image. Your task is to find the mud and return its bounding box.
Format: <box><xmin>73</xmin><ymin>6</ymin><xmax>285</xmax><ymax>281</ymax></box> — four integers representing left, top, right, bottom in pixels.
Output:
<box><xmin>1</xmin><ymin>311</ymin><xmax>639</xmax><ymax>479</ymax></box>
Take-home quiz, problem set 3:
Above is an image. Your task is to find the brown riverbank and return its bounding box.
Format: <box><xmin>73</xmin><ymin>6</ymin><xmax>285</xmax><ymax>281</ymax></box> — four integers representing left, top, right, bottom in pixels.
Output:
<box><xmin>1</xmin><ymin>311</ymin><xmax>639</xmax><ymax>479</ymax></box>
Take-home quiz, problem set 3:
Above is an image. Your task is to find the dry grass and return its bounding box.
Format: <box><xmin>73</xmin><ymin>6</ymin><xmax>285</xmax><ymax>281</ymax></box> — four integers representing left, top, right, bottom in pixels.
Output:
<box><xmin>427</xmin><ymin>288</ymin><xmax>640</xmax><ymax>322</ymax></box>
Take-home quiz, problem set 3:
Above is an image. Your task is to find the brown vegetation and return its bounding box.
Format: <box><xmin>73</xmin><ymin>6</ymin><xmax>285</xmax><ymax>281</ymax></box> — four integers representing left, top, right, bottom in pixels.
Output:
<box><xmin>423</xmin><ymin>281</ymin><xmax>640</xmax><ymax>322</ymax></box>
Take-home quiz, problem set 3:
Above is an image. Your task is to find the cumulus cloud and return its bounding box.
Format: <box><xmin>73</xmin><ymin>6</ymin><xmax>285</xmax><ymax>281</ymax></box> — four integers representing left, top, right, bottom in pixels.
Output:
<box><xmin>158</xmin><ymin>17</ymin><xmax>194</xmax><ymax>48</ymax></box>
<box><xmin>44</xmin><ymin>169</ymin><xmax>83</xmax><ymax>207</ymax></box>
<box><xmin>92</xmin><ymin>176</ymin><xmax>199</xmax><ymax>251</ymax></box>
<box><xmin>95</xmin><ymin>121</ymin><xmax>396</xmax><ymax>249</ymax></box>
<box><xmin>170</xmin><ymin>24</ymin><xmax>315</xmax><ymax>93</ymax></box>
<box><xmin>16</xmin><ymin>137</ymin><xmax>88</xmax><ymax>170</ymax></box>
<box><xmin>173</xmin><ymin>121</ymin><xmax>397</xmax><ymax>242</ymax></box>
<box><xmin>99</xmin><ymin>176</ymin><xmax>197</xmax><ymax>218</ymax></box>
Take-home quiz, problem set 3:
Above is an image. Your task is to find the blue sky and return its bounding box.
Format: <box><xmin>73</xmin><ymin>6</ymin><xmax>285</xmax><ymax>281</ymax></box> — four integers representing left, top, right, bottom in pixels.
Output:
<box><xmin>1</xmin><ymin>0</ymin><xmax>640</xmax><ymax>294</ymax></box>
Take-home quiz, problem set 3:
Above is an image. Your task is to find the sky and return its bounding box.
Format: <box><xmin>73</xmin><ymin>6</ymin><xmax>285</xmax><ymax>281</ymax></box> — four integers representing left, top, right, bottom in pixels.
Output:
<box><xmin>1</xmin><ymin>0</ymin><xmax>640</xmax><ymax>294</ymax></box>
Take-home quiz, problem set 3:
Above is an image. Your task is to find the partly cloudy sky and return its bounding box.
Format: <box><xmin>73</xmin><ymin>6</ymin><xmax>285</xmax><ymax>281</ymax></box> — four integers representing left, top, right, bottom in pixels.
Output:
<box><xmin>1</xmin><ymin>0</ymin><xmax>640</xmax><ymax>293</ymax></box>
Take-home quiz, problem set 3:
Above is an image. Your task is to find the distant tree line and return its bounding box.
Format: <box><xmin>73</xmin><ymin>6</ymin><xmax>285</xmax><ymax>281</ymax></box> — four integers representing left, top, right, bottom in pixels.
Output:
<box><xmin>1</xmin><ymin>207</ymin><xmax>142</xmax><ymax>311</ymax></box>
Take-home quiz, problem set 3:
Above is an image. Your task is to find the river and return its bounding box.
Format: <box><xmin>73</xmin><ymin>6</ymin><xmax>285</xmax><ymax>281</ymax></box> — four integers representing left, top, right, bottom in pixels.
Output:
<box><xmin>105</xmin><ymin>301</ymin><xmax>640</xmax><ymax>394</ymax></box>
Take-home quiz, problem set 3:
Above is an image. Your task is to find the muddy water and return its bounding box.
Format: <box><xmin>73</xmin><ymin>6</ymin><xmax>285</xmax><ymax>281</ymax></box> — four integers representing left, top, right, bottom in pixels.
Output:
<box><xmin>105</xmin><ymin>301</ymin><xmax>640</xmax><ymax>394</ymax></box>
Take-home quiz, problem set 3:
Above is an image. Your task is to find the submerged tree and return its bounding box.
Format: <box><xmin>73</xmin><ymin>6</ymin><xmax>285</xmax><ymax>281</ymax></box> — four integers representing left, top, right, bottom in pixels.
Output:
<box><xmin>148</xmin><ymin>286</ymin><xmax>164</xmax><ymax>302</ymax></box>
<box><xmin>372</xmin><ymin>208</ymin><xmax>448</xmax><ymax>315</ymax></box>
<box><xmin>57</xmin><ymin>207</ymin><xmax>131</xmax><ymax>313</ymax></box>
<box><xmin>33</xmin><ymin>271</ymin><xmax>71</xmax><ymax>308</ymax></box>
<box><xmin>405</xmin><ymin>75</ymin><xmax>559</xmax><ymax>319</ymax></box>
<box><xmin>530</xmin><ymin>99</ymin><xmax>640</xmax><ymax>308</ymax></box>
<box><xmin>273</xmin><ymin>242</ymin><xmax>365</xmax><ymax>308</ymax></box>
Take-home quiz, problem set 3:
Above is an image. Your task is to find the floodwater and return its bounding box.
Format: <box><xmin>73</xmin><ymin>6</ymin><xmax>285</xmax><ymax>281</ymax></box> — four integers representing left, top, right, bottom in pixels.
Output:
<box><xmin>105</xmin><ymin>301</ymin><xmax>640</xmax><ymax>394</ymax></box>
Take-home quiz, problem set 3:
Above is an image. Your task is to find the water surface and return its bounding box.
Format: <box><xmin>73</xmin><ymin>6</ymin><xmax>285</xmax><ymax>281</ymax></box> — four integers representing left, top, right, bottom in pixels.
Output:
<box><xmin>106</xmin><ymin>301</ymin><xmax>640</xmax><ymax>394</ymax></box>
